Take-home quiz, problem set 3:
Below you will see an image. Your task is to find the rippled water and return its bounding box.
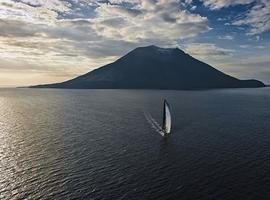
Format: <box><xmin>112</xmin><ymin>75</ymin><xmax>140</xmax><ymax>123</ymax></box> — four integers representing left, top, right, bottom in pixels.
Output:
<box><xmin>1</xmin><ymin>88</ymin><xmax>270</xmax><ymax>200</ymax></box>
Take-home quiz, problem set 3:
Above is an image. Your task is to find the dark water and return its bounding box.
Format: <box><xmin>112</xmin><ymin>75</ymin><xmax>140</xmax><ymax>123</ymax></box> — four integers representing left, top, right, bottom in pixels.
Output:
<box><xmin>1</xmin><ymin>88</ymin><xmax>270</xmax><ymax>200</ymax></box>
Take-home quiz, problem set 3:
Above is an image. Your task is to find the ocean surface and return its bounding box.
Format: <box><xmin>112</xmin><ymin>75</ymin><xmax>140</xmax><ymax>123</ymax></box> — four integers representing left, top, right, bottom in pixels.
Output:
<box><xmin>1</xmin><ymin>88</ymin><xmax>270</xmax><ymax>200</ymax></box>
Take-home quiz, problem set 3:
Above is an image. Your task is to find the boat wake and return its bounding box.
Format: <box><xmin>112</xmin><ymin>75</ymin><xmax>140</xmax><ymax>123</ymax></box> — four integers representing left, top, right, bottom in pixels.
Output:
<box><xmin>144</xmin><ymin>111</ymin><xmax>165</xmax><ymax>137</ymax></box>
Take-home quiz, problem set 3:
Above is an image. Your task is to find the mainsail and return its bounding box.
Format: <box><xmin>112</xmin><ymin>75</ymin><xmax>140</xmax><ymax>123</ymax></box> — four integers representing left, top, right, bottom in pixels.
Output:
<box><xmin>162</xmin><ymin>99</ymin><xmax>172</xmax><ymax>135</ymax></box>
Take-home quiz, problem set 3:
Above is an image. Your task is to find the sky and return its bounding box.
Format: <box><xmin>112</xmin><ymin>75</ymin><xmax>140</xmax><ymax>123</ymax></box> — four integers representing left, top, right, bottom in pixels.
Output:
<box><xmin>0</xmin><ymin>0</ymin><xmax>269</xmax><ymax>87</ymax></box>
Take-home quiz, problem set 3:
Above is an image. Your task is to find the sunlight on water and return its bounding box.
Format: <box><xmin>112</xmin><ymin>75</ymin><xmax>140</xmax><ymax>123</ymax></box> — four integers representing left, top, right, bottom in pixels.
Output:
<box><xmin>0</xmin><ymin>97</ymin><xmax>20</xmax><ymax>199</ymax></box>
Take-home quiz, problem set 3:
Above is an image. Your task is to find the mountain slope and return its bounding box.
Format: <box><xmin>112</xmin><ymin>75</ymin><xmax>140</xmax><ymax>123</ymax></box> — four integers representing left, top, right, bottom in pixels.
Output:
<box><xmin>32</xmin><ymin>45</ymin><xmax>265</xmax><ymax>89</ymax></box>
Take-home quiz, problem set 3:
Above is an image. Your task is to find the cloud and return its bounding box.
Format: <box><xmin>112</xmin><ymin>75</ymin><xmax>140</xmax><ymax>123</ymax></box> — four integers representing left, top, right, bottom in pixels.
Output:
<box><xmin>221</xmin><ymin>56</ymin><xmax>270</xmax><ymax>83</ymax></box>
<box><xmin>190</xmin><ymin>5</ymin><xmax>197</xmax><ymax>10</ymax></box>
<box><xmin>184</xmin><ymin>43</ymin><xmax>235</xmax><ymax>59</ymax></box>
<box><xmin>232</xmin><ymin>0</ymin><xmax>270</xmax><ymax>35</ymax></box>
<box><xmin>239</xmin><ymin>45</ymin><xmax>250</xmax><ymax>48</ymax></box>
<box><xmin>90</xmin><ymin>0</ymin><xmax>210</xmax><ymax>43</ymax></box>
<box><xmin>202</xmin><ymin>0</ymin><xmax>254</xmax><ymax>10</ymax></box>
<box><xmin>0</xmin><ymin>0</ymin><xmax>210</xmax><ymax>44</ymax></box>
<box><xmin>0</xmin><ymin>19</ymin><xmax>39</xmax><ymax>37</ymax></box>
<box><xmin>218</xmin><ymin>35</ymin><xmax>234</xmax><ymax>40</ymax></box>
<box><xmin>19</xmin><ymin>0</ymin><xmax>71</xmax><ymax>12</ymax></box>
<box><xmin>185</xmin><ymin>0</ymin><xmax>193</xmax><ymax>4</ymax></box>
<box><xmin>0</xmin><ymin>0</ymin><xmax>70</xmax><ymax>25</ymax></box>
<box><xmin>202</xmin><ymin>0</ymin><xmax>270</xmax><ymax>35</ymax></box>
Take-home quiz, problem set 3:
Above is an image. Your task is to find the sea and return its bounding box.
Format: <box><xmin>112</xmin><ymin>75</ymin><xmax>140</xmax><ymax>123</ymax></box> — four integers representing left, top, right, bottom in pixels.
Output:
<box><xmin>0</xmin><ymin>88</ymin><xmax>270</xmax><ymax>200</ymax></box>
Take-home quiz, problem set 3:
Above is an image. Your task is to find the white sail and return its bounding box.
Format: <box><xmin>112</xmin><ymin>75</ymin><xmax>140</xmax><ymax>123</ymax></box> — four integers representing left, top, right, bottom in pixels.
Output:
<box><xmin>162</xmin><ymin>100</ymin><xmax>172</xmax><ymax>135</ymax></box>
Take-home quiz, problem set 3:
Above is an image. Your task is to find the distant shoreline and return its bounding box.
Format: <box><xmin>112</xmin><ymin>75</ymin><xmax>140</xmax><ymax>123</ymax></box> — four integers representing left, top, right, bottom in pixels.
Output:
<box><xmin>23</xmin><ymin>86</ymin><xmax>269</xmax><ymax>91</ymax></box>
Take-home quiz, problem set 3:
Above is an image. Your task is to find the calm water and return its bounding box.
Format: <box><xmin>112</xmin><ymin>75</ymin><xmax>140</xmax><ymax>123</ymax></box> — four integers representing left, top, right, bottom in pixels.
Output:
<box><xmin>1</xmin><ymin>88</ymin><xmax>270</xmax><ymax>200</ymax></box>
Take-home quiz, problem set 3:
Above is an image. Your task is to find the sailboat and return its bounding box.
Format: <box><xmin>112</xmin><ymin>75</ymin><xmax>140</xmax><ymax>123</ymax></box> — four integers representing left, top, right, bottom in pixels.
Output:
<box><xmin>162</xmin><ymin>99</ymin><xmax>172</xmax><ymax>136</ymax></box>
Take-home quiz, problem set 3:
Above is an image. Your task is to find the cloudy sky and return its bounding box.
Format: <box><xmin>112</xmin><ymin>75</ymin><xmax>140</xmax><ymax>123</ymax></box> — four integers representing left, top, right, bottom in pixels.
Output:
<box><xmin>0</xmin><ymin>0</ymin><xmax>269</xmax><ymax>87</ymax></box>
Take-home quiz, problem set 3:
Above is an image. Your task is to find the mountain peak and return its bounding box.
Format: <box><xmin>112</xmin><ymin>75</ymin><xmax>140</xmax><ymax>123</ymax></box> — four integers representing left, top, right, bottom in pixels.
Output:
<box><xmin>144</xmin><ymin>45</ymin><xmax>159</xmax><ymax>48</ymax></box>
<box><xmin>137</xmin><ymin>45</ymin><xmax>183</xmax><ymax>51</ymax></box>
<box><xmin>132</xmin><ymin>45</ymin><xmax>186</xmax><ymax>57</ymax></box>
<box><xmin>32</xmin><ymin>45</ymin><xmax>265</xmax><ymax>89</ymax></box>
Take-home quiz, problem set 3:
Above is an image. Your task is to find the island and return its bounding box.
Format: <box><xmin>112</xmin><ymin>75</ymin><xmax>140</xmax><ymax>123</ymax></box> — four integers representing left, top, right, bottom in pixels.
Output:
<box><xmin>32</xmin><ymin>45</ymin><xmax>265</xmax><ymax>89</ymax></box>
